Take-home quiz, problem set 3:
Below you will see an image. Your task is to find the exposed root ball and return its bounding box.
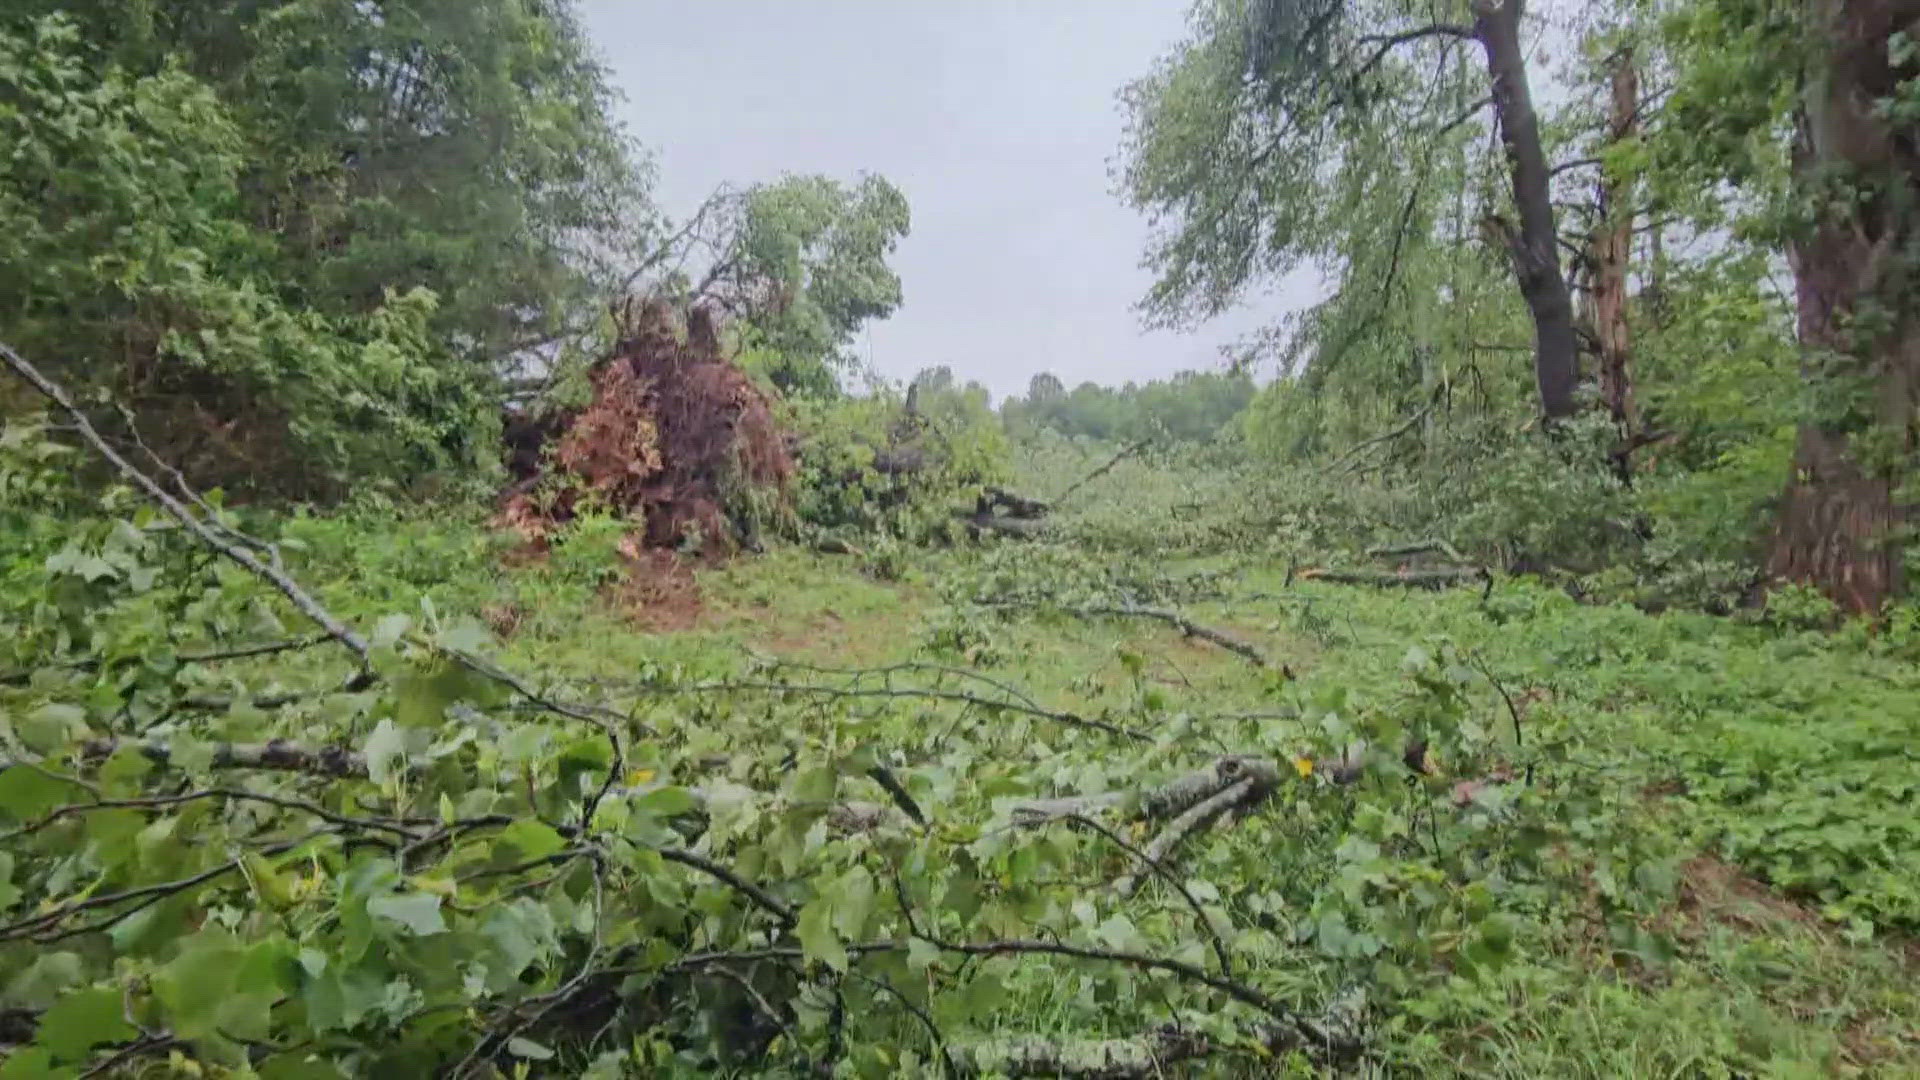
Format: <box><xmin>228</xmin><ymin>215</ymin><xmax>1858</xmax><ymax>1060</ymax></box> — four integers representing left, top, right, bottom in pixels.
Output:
<box><xmin>498</xmin><ymin>300</ymin><xmax>793</xmax><ymax>553</ymax></box>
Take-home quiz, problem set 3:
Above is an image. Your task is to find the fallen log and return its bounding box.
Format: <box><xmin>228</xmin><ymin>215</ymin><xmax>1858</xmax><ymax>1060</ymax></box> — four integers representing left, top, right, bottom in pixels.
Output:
<box><xmin>1077</xmin><ymin>605</ymin><xmax>1271</xmax><ymax>669</ymax></box>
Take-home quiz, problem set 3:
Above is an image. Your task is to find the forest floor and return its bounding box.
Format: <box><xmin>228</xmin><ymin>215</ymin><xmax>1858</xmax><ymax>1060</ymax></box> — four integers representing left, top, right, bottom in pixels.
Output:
<box><xmin>297</xmin><ymin>501</ymin><xmax>1920</xmax><ymax>1076</ymax></box>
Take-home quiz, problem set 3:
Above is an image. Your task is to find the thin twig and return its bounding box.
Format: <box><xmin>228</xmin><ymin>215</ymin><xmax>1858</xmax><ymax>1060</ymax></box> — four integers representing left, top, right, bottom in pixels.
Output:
<box><xmin>1066</xmin><ymin>812</ymin><xmax>1233</xmax><ymax>976</ymax></box>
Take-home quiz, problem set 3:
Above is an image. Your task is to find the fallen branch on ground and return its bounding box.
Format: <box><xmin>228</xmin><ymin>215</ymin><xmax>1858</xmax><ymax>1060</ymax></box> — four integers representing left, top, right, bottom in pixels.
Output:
<box><xmin>1113</xmin><ymin>775</ymin><xmax>1257</xmax><ymax>899</ymax></box>
<box><xmin>955</xmin><ymin>509</ymin><xmax>1049</xmax><ymax>539</ymax></box>
<box><xmin>977</xmin><ymin>486</ymin><xmax>1050</xmax><ymax>519</ymax></box>
<box><xmin>1299</xmin><ymin>566</ymin><xmax>1493</xmax><ymax>597</ymax></box>
<box><xmin>1011</xmin><ymin>757</ymin><xmax>1282</xmax><ymax>827</ymax></box>
<box><xmin>977</xmin><ymin>600</ymin><xmax>1274</xmax><ymax>669</ymax></box>
<box><xmin>1048</xmin><ymin>438</ymin><xmax>1151</xmax><ymax>510</ymax></box>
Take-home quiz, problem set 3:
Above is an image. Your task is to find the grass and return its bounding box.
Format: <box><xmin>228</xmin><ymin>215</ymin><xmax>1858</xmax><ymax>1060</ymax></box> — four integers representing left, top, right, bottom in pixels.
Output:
<box><xmin>164</xmin><ymin>488</ymin><xmax>1920</xmax><ymax>1076</ymax></box>
<box><xmin>300</xmin><ymin>507</ymin><xmax>1919</xmax><ymax>1075</ymax></box>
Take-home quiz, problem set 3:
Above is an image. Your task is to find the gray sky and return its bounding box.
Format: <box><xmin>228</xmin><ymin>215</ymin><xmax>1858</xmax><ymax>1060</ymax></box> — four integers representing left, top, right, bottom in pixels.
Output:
<box><xmin>577</xmin><ymin>0</ymin><xmax>1304</xmax><ymax>402</ymax></box>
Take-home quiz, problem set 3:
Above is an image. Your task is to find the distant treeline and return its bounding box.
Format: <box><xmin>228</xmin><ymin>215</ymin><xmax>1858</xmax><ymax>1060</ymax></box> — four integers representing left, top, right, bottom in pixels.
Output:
<box><xmin>908</xmin><ymin>368</ymin><xmax>1254</xmax><ymax>446</ymax></box>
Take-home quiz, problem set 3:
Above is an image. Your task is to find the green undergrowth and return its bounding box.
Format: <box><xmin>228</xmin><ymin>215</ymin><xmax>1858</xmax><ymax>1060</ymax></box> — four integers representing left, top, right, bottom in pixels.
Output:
<box><xmin>3</xmin><ymin>440</ymin><xmax>1918</xmax><ymax>1076</ymax></box>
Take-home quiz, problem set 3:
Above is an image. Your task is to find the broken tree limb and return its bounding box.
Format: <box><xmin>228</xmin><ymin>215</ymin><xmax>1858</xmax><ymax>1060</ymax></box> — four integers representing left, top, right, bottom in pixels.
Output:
<box><xmin>977</xmin><ymin>486</ymin><xmax>1050</xmax><ymax>519</ymax></box>
<box><xmin>0</xmin><ymin>341</ymin><xmax>376</xmax><ymax>686</ymax></box>
<box><xmin>1299</xmin><ymin>566</ymin><xmax>1494</xmax><ymax>597</ymax></box>
<box><xmin>1086</xmin><ymin>605</ymin><xmax>1271</xmax><ymax>668</ymax></box>
<box><xmin>1113</xmin><ymin>777</ymin><xmax>1256</xmax><ymax>899</ymax></box>
<box><xmin>1011</xmin><ymin>757</ymin><xmax>1282</xmax><ymax>828</ymax></box>
<box><xmin>1326</xmin><ymin>384</ymin><xmax>1443</xmax><ymax>475</ymax></box>
<box><xmin>955</xmin><ymin>509</ymin><xmax>1050</xmax><ymax>540</ymax></box>
<box><xmin>978</xmin><ymin>601</ymin><xmax>1272</xmax><ymax>669</ymax></box>
<box><xmin>1049</xmin><ymin>438</ymin><xmax>1151</xmax><ymax>509</ymax></box>
<box><xmin>49</xmin><ymin>737</ymin><xmax>370</xmax><ymax>778</ymax></box>
<box><xmin>1067</xmin><ymin>811</ymin><xmax>1234</xmax><ymax>974</ymax></box>
<box><xmin>955</xmin><ymin>1025</ymin><xmax>1212</xmax><ymax>1078</ymax></box>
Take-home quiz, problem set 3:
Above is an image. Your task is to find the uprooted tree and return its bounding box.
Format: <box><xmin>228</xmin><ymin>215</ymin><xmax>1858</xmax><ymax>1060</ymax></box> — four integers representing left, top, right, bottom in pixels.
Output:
<box><xmin>498</xmin><ymin>300</ymin><xmax>794</xmax><ymax>555</ymax></box>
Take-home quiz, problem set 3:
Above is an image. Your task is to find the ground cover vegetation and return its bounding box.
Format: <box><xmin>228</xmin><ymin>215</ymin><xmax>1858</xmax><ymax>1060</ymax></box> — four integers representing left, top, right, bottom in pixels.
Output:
<box><xmin>2</xmin><ymin>0</ymin><xmax>1918</xmax><ymax>1077</ymax></box>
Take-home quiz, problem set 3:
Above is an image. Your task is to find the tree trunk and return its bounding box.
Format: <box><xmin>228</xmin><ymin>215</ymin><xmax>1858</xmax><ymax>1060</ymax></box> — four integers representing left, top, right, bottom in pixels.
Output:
<box><xmin>1472</xmin><ymin>0</ymin><xmax>1580</xmax><ymax>420</ymax></box>
<box><xmin>1765</xmin><ymin>0</ymin><xmax>1920</xmax><ymax>615</ymax></box>
<box><xmin>1592</xmin><ymin>48</ymin><xmax>1638</xmax><ymax>434</ymax></box>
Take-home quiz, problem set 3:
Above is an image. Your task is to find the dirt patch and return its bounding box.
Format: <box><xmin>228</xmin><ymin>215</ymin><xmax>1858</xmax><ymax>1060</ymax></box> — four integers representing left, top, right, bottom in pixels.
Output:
<box><xmin>611</xmin><ymin>545</ymin><xmax>709</xmax><ymax>633</ymax></box>
<box><xmin>1670</xmin><ymin>855</ymin><xmax>1827</xmax><ymax>936</ymax></box>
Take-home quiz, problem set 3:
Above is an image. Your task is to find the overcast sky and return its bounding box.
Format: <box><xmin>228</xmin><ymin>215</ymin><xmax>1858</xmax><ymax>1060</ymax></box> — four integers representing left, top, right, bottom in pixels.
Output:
<box><xmin>577</xmin><ymin>0</ymin><xmax>1308</xmax><ymax>402</ymax></box>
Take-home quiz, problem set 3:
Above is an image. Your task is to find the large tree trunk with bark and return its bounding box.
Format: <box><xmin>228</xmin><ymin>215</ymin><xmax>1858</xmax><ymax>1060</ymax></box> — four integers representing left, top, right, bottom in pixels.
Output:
<box><xmin>1766</xmin><ymin>0</ymin><xmax>1920</xmax><ymax>615</ymax></box>
<box><xmin>1592</xmin><ymin>48</ymin><xmax>1639</xmax><ymax>433</ymax></box>
<box><xmin>1472</xmin><ymin>0</ymin><xmax>1581</xmax><ymax>420</ymax></box>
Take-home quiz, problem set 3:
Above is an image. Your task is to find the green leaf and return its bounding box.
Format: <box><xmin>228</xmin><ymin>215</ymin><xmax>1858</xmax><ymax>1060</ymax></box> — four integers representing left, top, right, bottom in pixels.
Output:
<box><xmin>371</xmin><ymin>613</ymin><xmax>412</xmax><ymax>648</ymax></box>
<box><xmin>155</xmin><ymin>935</ymin><xmax>240</xmax><ymax>1037</ymax></box>
<box><xmin>495</xmin><ymin>819</ymin><xmax>566</xmax><ymax>862</ymax></box>
<box><xmin>34</xmin><ymin>986</ymin><xmax>134</xmax><ymax>1062</ymax></box>
<box><xmin>437</xmin><ymin>616</ymin><xmax>493</xmax><ymax>654</ymax></box>
<box><xmin>795</xmin><ymin>900</ymin><xmax>848</xmax><ymax>973</ymax></box>
<box><xmin>1095</xmin><ymin>913</ymin><xmax>1146</xmax><ymax>953</ymax></box>
<box><xmin>628</xmin><ymin>785</ymin><xmax>699</xmax><ymax>818</ymax></box>
<box><xmin>18</xmin><ymin>703</ymin><xmax>85</xmax><ymax>754</ymax></box>
<box><xmin>4</xmin><ymin>953</ymin><xmax>84</xmax><ymax>1010</ymax></box>
<box><xmin>364</xmin><ymin>719</ymin><xmax>406</xmax><ymax>785</ymax></box>
<box><xmin>0</xmin><ymin>766</ymin><xmax>67</xmax><ymax>822</ymax></box>
<box><xmin>507</xmin><ymin>1037</ymin><xmax>555</xmax><ymax>1061</ymax></box>
<box><xmin>366</xmin><ymin>893</ymin><xmax>447</xmax><ymax>936</ymax></box>
<box><xmin>0</xmin><ymin>1047</ymin><xmax>56</xmax><ymax>1080</ymax></box>
<box><xmin>831</xmin><ymin>866</ymin><xmax>876</xmax><ymax>940</ymax></box>
<box><xmin>907</xmin><ymin>937</ymin><xmax>941</xmax><ymax>972</ymax></box>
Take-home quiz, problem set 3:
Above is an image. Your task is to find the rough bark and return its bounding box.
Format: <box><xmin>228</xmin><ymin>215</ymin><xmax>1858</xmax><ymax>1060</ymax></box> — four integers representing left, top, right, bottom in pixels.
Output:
<box><xmin>1593</xmin><ymin>48</ymin><xmax>1639</xmax><ymax>433</ymax></box>
<box><xmin>1472</xmin><ymin>0</ymin><xmax>1581</xmax><ymax>419</ymax></box>
<box><xmin>1766</xmin><ymin>0</ymin><xmax>1920</xmax><ymax>615</ymax></box>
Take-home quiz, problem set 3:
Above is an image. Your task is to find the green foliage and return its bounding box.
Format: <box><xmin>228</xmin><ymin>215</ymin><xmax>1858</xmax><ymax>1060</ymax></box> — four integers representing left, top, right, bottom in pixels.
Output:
<box><xmin>708</xmin><ymin>174</ymin><xmax>910</xmax><ymax>397</ymax></box>
<box><xmin>0</xmin><ymin>1</ymin><xmax>652</xmax><ymax>498</ymax></box>
<box><xmin>1001</xmin><ymin>369</ymin><xmax>1255</xmax><ymax>445</ymax></box>
<box><xmin>788</xmin><ymin>382</ymin><xmax>1010</xmax><ymax>544</ymax></box>
<box><xmin>4</xmin><ymin>404</ymin><xmax>1920</xmax><ymax>1076</ymax></box>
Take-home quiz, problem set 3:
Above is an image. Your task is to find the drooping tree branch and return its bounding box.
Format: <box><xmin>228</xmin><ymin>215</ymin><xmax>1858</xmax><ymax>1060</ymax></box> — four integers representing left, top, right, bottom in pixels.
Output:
<box><xmin>0</xmin><ymin>341</ymin><xmax>375</xmax><ymax>685</ymax></box>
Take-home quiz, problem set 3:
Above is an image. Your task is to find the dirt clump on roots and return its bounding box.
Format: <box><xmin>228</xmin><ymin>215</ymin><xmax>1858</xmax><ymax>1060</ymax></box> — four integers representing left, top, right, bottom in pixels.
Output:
<box><xmin>496</xmin><ymin>299</ymin><xmax>794</xmax><ymax>557</ymax></box>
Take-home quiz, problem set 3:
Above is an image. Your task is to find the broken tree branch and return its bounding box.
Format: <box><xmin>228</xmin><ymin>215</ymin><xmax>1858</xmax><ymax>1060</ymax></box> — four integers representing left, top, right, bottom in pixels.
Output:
<box><xmin>1049</xmin><ymin>438</ymin><xmax>1151</xmax><ymax>509</ymax></box>
<box><xmin>977</xmin><ymin>601</ymin><xmax>1272</xmax><ymax>669</ymax></box>
<box><xmin>0</xmin><ymin>341</ymin><xmax>374</xmax><ymax>686</ymax></box>
<box><xmin>1298</xmin><ymin>566</ymin><xmax>1493</xmax><ymax>597</ymax></box>
<box><xmin>1113</xmin><ymin>777</ymin><xmax>1256</xmax><ymax>899</ymax></box>
<box><xmin>1066</xmin><ymin>812</ymin><xmax>1234</xmax><ymax>974</ymax></box>
<box><xmin>1326</xmin><ymin>385</ymin><xmax>1444</xmax><ymax>475</ymax></box>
